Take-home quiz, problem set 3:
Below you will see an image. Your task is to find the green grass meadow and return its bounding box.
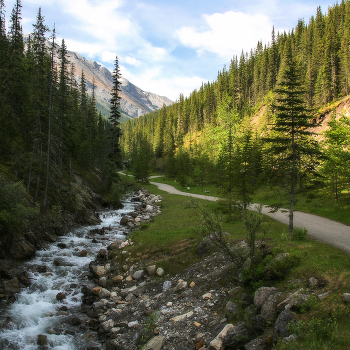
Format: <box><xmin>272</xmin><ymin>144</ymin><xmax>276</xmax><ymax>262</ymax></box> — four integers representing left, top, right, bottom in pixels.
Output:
<box><xmin>118</xmin><ymin>175</ymin><xmax>350</xmax><ymax>349</ymax></box>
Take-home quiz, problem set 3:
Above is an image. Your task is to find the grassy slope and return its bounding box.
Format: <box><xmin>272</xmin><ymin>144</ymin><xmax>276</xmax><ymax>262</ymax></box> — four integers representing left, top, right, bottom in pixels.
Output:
<box><xmin>119</xmin><ymin>175</ymin><xmax>350</xmax><ymax>349</ymax></box>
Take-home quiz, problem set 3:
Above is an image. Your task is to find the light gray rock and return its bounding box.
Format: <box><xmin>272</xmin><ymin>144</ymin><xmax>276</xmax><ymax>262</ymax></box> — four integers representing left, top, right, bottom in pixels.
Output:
<box><xmin>289</xmin><ymin>293</ymin><xmax>310</xmax><ymax>311</ymax></box>
<box><xmin>226</xmin><ymin>301</ymin><xmax>239</xmax><ymax>316</ymax></box>
<box><xmin>342</xmin><ymin>293</ymin><xmax>350</xmax><ymax>303</ymax></box>
<box><xmin>128</xmin><ymin>320</ymin><xmax>139</xmax><ymax>328</ymax></box>
<box><xmin>308</xmin><ymin>277</ymin><xmax>318</xmax><ymax>287</ymax></box>
<box><xmin>125</xmin><ymin>293</ymin><xmax>136</xmax><ymax>302</ymax></box>
<box><xmin>174</xmin><ymin>281</ymin><xmax>187</xmax><ymax>293</ymax></box>
<box><xmin>273</xmin><ymin>310</ymin><xmax>296</xmax><ymax>343</ymax></box>
<box><xmin>109</xmin><ymin>327</ymin><xmax>121</xmax><ymax>339</ymax></box>
<box><xmin>170</xmin><ymin>311</ymin><xmax>193</xmax><ymax>323</ymax></box>
<box><xmin>253</xmin><ymin>287</ymin><xmax>277</xmax><ymax>309</ymax></box>
<box><xmin>283</xmin><ymin>334</ymin><xmax>297</xmax><ymax>343</ymax></box>
<box><xmin>102</xmin><ymin>319</ymin><xmax>115</xmax><ymax>332</ymax></box>
<box><xmin>133</xmin><ymin>270</ymin><xmax>145</xmax><ymax>280</ymax></box>
<box><xmin>91</xmin><ymin>265</ymin><xmax>107</xmax><ymax>277</ymax></box>
<box><xmin>261</xmin><ymin>293</ymin><xmax>281</xmax><ymax>322</ymax></box>
<box><xmin>146</xmin><ymin>205</ymin><xmax>154</xmax><ymax>212</ymax></box>
<box><xmin>98</xmin><ymin>288</ymin><xmax>111</xmax><ymax>299</ymax></box>
<box><xmin>157</xmin><ymin>268</ymin><xmax>165</xmax><ymax>276</ymax></box>
<box><xmin>318</xmin><ymin>292</ymin><xmax>329</xmax><ymax>301</ymax></box>
<box><xmin>146</xmin><ymin>265</ymin><xmax>157</xmax><ymax>275</ymax></box>
<box><xmin>99</xmin><ymin>277</ymin><xmax>107</xmax><ymax>287</ymax></box>
<box><xmin>208</xmin><ymin>324</ymin><xmax>234</xmax><ymax>350</ymax></box>
<box><xmin>163</xmin><ymin>280</ymin><xmax>172</xmax><ymax>292</ymax></box>
<box><xmin>143</xmin><ymin>335</ymin><xmax>166</xmax><ymax>350</ymax></box>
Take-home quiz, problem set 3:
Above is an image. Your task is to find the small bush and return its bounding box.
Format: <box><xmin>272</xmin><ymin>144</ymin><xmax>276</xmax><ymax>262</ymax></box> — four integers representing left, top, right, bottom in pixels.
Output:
<box><xmin>266</xmin><ymin>254</ymin><xmax>301</xmax><ymax>280</ymax></box>
<box><xmin>138</xmin><ymin>311</ymin><xmax>158</xmax><ymax>348</ymax></box>
<box><xmin>288</xmin><ymin>316</ymin><xmax>337</xmax><ymax>341</ymax></box>
<box><xmin>293</xmin><ymin>227</ymin><xmax>308</xmax><ymax>241</ymax></box>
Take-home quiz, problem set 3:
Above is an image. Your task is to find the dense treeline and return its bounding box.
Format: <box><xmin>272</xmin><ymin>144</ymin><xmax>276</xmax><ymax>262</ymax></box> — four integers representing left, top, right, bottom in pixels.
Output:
<box><xmin>123</xmin><ymin>1</ymin><xmax>350</xmax><ymax>180</ymax></box>
<box><xmin>121</xmin><ymin>2</ymin><xmax>350</xmax><ymax>199</ymax></box>
<box><xmin>0</xmin><ymin>0</ymin><xmax>119</xmax><ymax>241</ymax></box>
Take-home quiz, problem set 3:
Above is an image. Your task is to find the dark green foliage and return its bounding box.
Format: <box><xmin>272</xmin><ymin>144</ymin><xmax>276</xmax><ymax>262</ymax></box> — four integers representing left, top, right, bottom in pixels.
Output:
<box><xmin>131</xmin><ymin>132</ymin><xmax>153</xmax><ymax>183</ymax></box>
<box><xmin>121</xmin><ymin>2</ymin><xmax>350</xmax><ymax>191</ymax></box>
<box><xmin>267</xmin><ymin>40</ymin><xmax>321</xmax><ymax>236</ymax></box>
<box><xmin>292</xmin><ymin>227</ymin><xmax>308</xmax><ymax>241</ymax></box>
<box><xmin>265</xmin><ymin>254</ymin><xmax>301</xmax><ymax>280</ymax></box>
<box><xmin>288</xmin><ymin>316</ymin><xmax>337</xmax><ymax>342</ymax></box>
<box><xmin>0</xmin><ymin>3</ymin><xmax>116</xmax><ymax>230</ymax></box>
<box><xmin>0</xmin><ymin>175</ymin><xmax>39</xmax><ymax>242</ymax></box>
<box><xmin>109</xmin><ymin>56</ymin><xmax>122</xmax><ymax>167</ymax></box>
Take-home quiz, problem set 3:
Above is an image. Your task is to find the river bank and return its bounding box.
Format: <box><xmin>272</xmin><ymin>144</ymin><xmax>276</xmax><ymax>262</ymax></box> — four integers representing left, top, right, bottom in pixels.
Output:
<box><xmin>0</xmin><ymin>188</ymin><xmax>161</xmax><ymax>349</ymax></box>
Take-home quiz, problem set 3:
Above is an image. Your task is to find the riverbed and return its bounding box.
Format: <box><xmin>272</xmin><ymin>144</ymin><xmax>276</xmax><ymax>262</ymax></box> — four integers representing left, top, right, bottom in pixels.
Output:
<box><xmin>0</xmin><ymin>196</ymin><xmax>137</xmax><ymax>350</ymax></box>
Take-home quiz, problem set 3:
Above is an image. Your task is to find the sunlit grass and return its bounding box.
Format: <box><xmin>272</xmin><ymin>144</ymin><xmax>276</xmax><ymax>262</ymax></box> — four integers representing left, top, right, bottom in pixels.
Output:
<box><xmin>117</xmin><ymin>174</ymin><xmax>350</xmax><ymax>350</ymax></box>
<box><xmin>253</xmin><ymin>185</ymin><xmax>350</xmax><ymax>226</ymax></box>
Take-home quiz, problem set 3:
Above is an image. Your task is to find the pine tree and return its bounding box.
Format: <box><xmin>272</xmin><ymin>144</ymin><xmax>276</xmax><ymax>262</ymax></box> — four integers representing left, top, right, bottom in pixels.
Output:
<box><xmin>57</xmin><ymin>38</ymin><xmax>71</xmax><ymax>186</ymax></box>
<box><xmin>109</xmin><ymin>56</ymin><xmax>122</xmax><ymax>167</ymax></box>
<box><xmin>27</xmin><ymin>7</ymin><xmax>50</xmax><ymax>196</ymax></box>
<box><xmin>269</xmin><ymin>41</ymin><xmax>319</xmax><ymax>237</ymax></box>
<box><xmin>43</xmin><ymin>26</ymin><xmax>56</xmax><ymax>212</ymax></box>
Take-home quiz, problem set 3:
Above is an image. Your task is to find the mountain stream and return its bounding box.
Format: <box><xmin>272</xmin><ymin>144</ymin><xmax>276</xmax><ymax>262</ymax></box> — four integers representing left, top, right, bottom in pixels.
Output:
<box><xmin>0</xmin><ymin>197</ymin><xmax>137</xmax><ymax>350</ymax></box>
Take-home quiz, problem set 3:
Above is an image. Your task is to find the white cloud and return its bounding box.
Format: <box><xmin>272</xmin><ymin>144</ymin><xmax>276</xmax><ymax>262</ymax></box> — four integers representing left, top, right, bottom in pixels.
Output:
<box><xmin>123</xmin><ymin>56</ymin><xmax>141</xmax><ymax>66</ymax></box>
<box><xmin>63</xmin><ymin>39</ymin><xmax>103</xmax><ymax>57</ymax></box>
<box><xmin>100</xmin><ymin>51</ymin><xmax>118</xmax><ymax>63</ymax></box>
<box><xmin>120</xmin><ymin>64</ymin><xmax>205</xmax><ymax>101</ymax></box>
<box><xmin>61</xmin><ymin>0</ymin><xmax>132</xmax><ymax>46</ymax></box>
<box><xmin>176</xmin><ymin>11</ymin><xmax>273</xmax><ymax>60</ymax></box>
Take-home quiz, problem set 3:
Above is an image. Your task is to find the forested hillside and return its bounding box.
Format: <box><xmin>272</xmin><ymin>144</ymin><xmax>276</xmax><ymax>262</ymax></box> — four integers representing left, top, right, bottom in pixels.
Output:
<box><xmin>121</xmin><ymin>1</ymin><xmax>350</xmax><ymax>207</ymax></box>
<box><xmin>0</xmin><ymin>1</ymin><xmax>122</xmax><ymax>249</ymax></box>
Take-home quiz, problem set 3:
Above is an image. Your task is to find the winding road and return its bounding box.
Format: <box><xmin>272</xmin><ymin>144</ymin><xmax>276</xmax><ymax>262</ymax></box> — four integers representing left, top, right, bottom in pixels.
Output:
<box><xmin>148</xmin><ymin>176</ymin><xmax>350</xmax><ymax>254</ymax></box>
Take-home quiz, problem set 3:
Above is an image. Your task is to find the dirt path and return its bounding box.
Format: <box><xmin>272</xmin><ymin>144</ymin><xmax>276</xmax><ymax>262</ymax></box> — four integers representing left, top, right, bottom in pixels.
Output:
<box><xmin>149</xmin><ymin>179</ymin><xmax>350</xmax><ymax>254</ymax></box>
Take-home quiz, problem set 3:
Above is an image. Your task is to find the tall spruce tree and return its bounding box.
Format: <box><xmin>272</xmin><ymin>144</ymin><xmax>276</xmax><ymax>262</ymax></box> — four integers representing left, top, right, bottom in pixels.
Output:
<box><xmin>269</xmin><ymin>41</ymin><xmax>319</xmax><ymax>237</ymax></box>
<box><xmin>109</xmin><ymin>56</ymin><xmax>122</xmax><ymax>167</ymax></box>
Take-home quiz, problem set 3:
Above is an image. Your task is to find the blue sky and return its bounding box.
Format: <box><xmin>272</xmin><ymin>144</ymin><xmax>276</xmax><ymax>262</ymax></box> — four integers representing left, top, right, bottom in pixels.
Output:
<box><xmin>4</xmin><ymin>0</ymin><xmax>337</xmax><ymax>101</ymax></box>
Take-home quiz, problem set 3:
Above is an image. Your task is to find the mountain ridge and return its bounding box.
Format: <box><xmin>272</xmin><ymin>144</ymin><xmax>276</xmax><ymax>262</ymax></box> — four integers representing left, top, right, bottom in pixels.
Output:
<box><xmin>64</xmin><ymin>50</ymin><xmax>173</xmax><ymax>120</ymax></box>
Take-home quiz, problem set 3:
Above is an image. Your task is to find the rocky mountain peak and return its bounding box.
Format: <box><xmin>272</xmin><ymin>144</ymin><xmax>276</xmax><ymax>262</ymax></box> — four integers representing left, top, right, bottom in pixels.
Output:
<box><xmin>63</xmin><ymin>49</ymin><xmax>173</xmax><ymax>120</ymax></box>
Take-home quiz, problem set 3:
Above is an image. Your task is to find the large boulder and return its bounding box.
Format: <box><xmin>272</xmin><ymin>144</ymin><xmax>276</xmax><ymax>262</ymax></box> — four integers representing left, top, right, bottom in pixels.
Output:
<box><xmin>197</xmin><ymin>238</ymin><xmax>214</xmax><ymax>257</ymax></box>
<box><xmin>9</xmin><ymin>237</ymin><xmax>36</xmax><ymax>260</ymax></box>
<box><xmin>120</xmin><ymin>216</ymin><xmax>132</xmax><ymax>226</ymax></box>
<box><xmin>253</xmin><ymin>287</ymin><xmax>277</xmax><ymax>309</ymax></box>
<box><xmin>222</xmin><ymin>323</ymin><xmax>252</xmax><ymax>349</ymax></box>
<box><xmin>3</xmin><ymin>278</ymin><xmax>20</xmax><ymax>294</ymax></box>
<box><xmin>273</xmin><ymin>310</ymin><xmax>296</xmax><ymax>343</ymax></box>
<box><xmin>261</xmin><ymin>293</ymin><xmax>281</xmax><ymax>322</ymax></box>
<box><xmin>208</xmin><ymin>324</ymin><xmax>234</xmax><ymax>350</ymax></box>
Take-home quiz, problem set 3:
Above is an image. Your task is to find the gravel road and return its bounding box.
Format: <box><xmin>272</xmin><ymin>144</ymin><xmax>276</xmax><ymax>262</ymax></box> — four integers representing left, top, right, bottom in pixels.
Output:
<box><xmin>149</xmin><ymin>179</ymin><xmax>350</xmax><ymax>254</ymax></box>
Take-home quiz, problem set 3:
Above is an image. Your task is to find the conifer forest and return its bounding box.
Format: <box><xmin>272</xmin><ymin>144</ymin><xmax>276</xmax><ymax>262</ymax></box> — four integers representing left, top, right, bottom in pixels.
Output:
<box><xmin>121</xmin><ymin>2</ymin><xmax>350</xmax><ymax>219</ymax></box>
<box><xmin>0</xmin><ymin>1</ymin><xmax>122</xmax><ymax>243</ymax></box>
<box><xmin>1</xmin><ymin>0</ymin><xmax>350</xmax><ymax>244</ymax></box>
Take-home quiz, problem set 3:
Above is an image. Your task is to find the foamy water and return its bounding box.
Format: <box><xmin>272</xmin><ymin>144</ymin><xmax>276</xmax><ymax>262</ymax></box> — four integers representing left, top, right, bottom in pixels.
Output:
<box><xmin>0</xmin><ymin>197</ymin><xmax>136</xmax><ymax>349</ymax></box>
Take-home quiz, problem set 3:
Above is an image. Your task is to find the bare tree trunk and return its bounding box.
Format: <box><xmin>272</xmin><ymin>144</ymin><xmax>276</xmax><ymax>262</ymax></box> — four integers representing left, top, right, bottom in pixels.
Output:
<box><xmin>289</xmin><ymin>116</ymin><xmax>296</xmax><ymax>238</ymax></box>
<box><xmin>43</xmin><ymin>28</ymin><xmax>55</xmax><ymax>212</ymax></box>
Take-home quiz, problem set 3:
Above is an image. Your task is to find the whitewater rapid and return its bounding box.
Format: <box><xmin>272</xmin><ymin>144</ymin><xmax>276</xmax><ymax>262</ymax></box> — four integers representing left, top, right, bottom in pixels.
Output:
<box><xmin>0</xmin><ymin>197</ymin><xmax>136</xmax><ymax>349</ymax></box>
